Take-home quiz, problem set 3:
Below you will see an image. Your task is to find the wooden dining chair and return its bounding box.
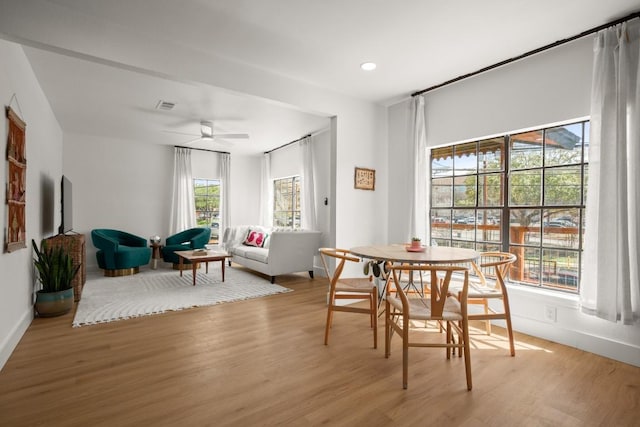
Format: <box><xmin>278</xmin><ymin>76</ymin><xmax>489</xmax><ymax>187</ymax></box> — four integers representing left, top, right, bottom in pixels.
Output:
<box><xmin>385</xmin><ymin>263</ymin><xmax>472</xmax><ymax>390</ymax></box>
<box><xmin>450</xmin><ymin>252</ymin><xmax>517</xmax><ymax>356</ymax></box>
<box><xmin>319</xmin><ymin>248</ymin><xmax>378</xmax><ymax>348</ymax></box>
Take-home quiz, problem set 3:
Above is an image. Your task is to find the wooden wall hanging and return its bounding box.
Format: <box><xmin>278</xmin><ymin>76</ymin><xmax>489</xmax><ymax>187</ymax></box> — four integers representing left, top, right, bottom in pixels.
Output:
<box><xmin>354</xmin><ymin>167</ymin><xmax>375</xmax><ymax>191</ymax></box>
<box><xmin>5</xmin><ymin>106</ymin><xmax>26</xmax><ymax>252</ymax></box>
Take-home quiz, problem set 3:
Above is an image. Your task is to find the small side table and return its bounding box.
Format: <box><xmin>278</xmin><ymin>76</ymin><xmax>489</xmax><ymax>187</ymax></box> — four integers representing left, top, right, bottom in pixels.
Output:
<box><xmin>150</xmin><ymin>242</ymin><xmax>163</xmax><ymax>270</ymax></box>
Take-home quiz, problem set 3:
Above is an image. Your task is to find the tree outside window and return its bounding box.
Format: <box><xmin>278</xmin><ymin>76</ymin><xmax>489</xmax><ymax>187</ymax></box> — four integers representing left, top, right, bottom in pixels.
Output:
<box><xmin>194</xmin><ymin>179</ymin><xmax>221</xmax><ymax>243</ymax></box>
<box><xmin>430</xmin><ymin>121</ymin><xmax>589</xmax><ymax>292</ymax></box>
<box><xmin>273</xmin><ymin>176</ymin><xmax>300</xmax><ymax>228</ymax></box>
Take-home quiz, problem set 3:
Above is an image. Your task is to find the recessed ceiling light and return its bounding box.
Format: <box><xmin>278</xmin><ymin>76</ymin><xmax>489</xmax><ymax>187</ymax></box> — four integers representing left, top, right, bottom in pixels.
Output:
<box><xmin>360</xmin><ymin>62</ymin><xmax>377</xmax><ymax>71</ymax></box>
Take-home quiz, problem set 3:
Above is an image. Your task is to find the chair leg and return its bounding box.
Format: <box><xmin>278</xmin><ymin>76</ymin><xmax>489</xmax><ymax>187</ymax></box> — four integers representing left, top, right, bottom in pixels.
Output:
<box><xmin>502</xmin><ymin>296</ymin><xmax>516</xmax><ymax>357</ymax></box>
<box><xmin>372</xmin><ymin>292</ymin><xmax>378</xmax><ymax>349</ymax></box>
<box><xmin>483</xmin><ymin>299</ymin><xmax>492</xmax><ymax>335</ymax></box>
<box><xmin>369</xmin><ymin>295</ymin><xmax>374</xmax><ymax>328</ymax></box>
<box><xmin>462</xmin><ymin>318</ymin><xmax>473</xmax><ymax>391</ymax></box>
<box><xmin>324</xmin><ymin>304</ymin><xmax>334</xmax><ymax>345</ymax></box>
<box><xmin>402</xmin><ymin>316</ymin><xmax>409</xmax><ymax>389</ymax></box>
<box><xmin>385</xmin><ymin>300</ymin><xmax>391</xmax><ymax>358</ymax></box>
<box><xmin>446</xmin><ymin>321</ymin><xmax>452</xmax><ymax>359</ymax></box>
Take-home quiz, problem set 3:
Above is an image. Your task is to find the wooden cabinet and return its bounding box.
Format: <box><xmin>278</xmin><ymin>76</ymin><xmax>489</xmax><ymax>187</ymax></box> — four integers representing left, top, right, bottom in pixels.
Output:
<box><xmin>46</xmin><ymin>234</ymin><xmax>86</xmax><ymax>302</ymax></box>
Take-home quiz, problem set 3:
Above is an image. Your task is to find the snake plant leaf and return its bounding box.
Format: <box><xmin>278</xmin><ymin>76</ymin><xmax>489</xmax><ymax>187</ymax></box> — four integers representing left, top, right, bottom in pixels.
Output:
<box><xmin>372</xmin><ymin>262</ymin><xmax>380</xmax><ymax>277</ymax></box>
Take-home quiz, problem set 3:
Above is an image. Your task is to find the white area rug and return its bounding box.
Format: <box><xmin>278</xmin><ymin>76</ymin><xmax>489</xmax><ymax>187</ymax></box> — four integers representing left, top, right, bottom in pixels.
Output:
<box><xmin>73</xmin><ymin>267</ymin><xmax>291</xmax><ymax>327</ymax></box>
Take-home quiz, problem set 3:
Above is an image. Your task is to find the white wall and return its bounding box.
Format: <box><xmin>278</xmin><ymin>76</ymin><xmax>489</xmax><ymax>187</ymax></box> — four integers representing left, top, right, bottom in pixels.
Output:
<box><xmin>387</xmin><ymin>36</ymin><xmax>640</xmax><ymax>367</ymax></box>
<box><xmin>311</xmin><ymin>130</ymin><xmax>332</xmax><ymax>250</ymax></box>
<box><xmin>228</xmin><ymin>154</ymin><xmax>262</xmax><ymax>227</ymax></box>
<box><xmin>0</xmin><ymin>40</ymin><xmax>64</xmax><ymax>369</ymax></box>
<box><xmin>63</xmin><ymin>134</ymin><xmax>174</xmax><ymax>269</ymax></box>
<box><xmin>270</xmin><ymin>142</ymin><xmax>301</xmax><ymax>180</ymax></box>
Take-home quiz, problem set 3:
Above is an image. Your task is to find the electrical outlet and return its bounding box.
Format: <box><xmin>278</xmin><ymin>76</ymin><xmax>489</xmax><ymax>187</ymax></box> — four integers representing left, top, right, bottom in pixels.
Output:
<box><xmin>544</xmin><ymin>305</ymin><xmax>557</xmax><ymax>322</ymax></box>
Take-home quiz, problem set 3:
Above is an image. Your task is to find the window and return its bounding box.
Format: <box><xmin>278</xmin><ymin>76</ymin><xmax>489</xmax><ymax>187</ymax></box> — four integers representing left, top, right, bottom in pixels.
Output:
<box><xmin>273</xmin><ymin>176</ymin><xmax>300</xmax><ymax>228</ymax></box>
<box><xmin>430</xmin><ymin>120</ymin><xmax>589</xmax><ymax>292</ymax></box>
<box><xmin>194</xmin><ymin>179</ymin><xmax>221</xmax><ymax>243</ymax></box>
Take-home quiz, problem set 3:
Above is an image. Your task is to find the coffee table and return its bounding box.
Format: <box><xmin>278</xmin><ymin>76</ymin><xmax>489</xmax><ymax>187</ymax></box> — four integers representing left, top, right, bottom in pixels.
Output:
<box><xmin>174</xmin><ymin>249</ymin><xmax>231</xmax><ymax>286</ymax></box>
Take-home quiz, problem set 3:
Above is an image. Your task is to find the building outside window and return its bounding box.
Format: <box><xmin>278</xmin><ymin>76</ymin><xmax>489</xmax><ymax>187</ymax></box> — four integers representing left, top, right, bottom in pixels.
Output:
<box><xmin>430</xmin><ymin>120</ymin><xmax>589</xmax><ymax>292</ymax></box>
<box><xmin>194</xmin><ymin>178</ymin><xmax>221</xmax><ymax>243</ymax></box>
<box><xmin>273</xmin><ymin>176</ymin><xmax>300</xmax><ymax>228</ymax></box>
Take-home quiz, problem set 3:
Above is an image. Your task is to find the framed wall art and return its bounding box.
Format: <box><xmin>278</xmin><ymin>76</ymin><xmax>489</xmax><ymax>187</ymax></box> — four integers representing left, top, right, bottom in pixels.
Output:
<box><xmin>5</xmin><ymin>106</ymin><xmax>27</xmax><ymax>252</ymax></box>
<box><xmin>354</xmin><ymin>167</ymin><xmax>375</xmax><ymax>191</ymax></box>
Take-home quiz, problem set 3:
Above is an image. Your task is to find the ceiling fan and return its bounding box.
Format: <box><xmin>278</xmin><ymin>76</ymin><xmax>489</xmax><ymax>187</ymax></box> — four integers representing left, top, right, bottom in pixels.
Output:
<box><xmin>166</xmin><ymin>120</ymin><xmax>249</xmax><ymax>145</ymax></box>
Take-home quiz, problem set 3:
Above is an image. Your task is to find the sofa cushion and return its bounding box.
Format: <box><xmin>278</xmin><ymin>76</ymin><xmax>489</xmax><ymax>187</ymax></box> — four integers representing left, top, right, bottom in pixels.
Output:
<box><xmin>233</xmin><ymin>246</ymin><xmax>269</xmax><ymax>263</ymax></box>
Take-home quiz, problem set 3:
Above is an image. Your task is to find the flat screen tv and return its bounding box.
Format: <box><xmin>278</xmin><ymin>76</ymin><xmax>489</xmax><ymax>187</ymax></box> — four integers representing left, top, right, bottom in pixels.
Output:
<box><xmin>59</xmin><ymin>175</ymin><xmax>73</xmax><ymax>234</ymax></box>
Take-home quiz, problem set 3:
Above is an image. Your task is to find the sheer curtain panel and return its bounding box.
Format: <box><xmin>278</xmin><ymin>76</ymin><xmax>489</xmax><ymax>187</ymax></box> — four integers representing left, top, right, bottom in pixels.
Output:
<box><xmin>169</xmin><ymin>147</ymin><xmax>196</xmax><ymax>235</ymax></box>
<box><xmin>219</xmin><ymin>152</ymin><xmax>231</xmax><ymax>234</ymax></box>
<box><xmin>259</xmin><ymin>153</ymin><xmax>273</xmax><ymax>226</ymax></box>
<box><xmin>300</xmin><ymin>136</ymin><xmax>317</xmax><ymax>230</ymax></box>
<box><xmin>581</xmin><ymin>19</ymin><xmax>640</xmax><ymax>324</ymax></box>
<box><xmin>409</xmin><ymin>95</ymin><xmax>429</xmax><ymax>243</ymax></box>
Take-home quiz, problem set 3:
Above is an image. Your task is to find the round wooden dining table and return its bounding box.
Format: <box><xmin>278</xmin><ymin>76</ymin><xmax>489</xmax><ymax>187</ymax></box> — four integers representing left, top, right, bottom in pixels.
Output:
<box><xmin>349</xmin><ymin>244</ymin><xmax>480</xmax><ymax>265</ymax></box>
<box><xmin>349</xmin><ymin>243</ymin><xmax>480</xmax><ymax>302</ymax></box>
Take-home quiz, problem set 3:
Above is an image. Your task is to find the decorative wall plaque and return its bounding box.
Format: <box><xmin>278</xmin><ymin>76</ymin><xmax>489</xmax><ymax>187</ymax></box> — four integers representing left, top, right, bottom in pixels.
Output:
<box><xmin>354</xmin><ymin>167</ymin><xmax>375</xmax><ymax>191</ymax></box>
<box><xmin>5</xmin><ymin>106</ymin><xmax>26</xmax><ymax>252</ymax></box>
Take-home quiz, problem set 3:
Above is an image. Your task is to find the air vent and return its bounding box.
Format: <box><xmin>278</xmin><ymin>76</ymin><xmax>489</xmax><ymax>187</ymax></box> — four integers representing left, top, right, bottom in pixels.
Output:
<box><xmin>155</xmin><ymin>100</ymin><xmax>176</xmax><ymax>111</ymax></box>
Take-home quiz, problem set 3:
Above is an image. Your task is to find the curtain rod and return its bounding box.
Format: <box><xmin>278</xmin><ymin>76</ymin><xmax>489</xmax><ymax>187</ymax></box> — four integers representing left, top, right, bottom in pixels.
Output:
<box><xmin>174</xmin><ymin>145</ymin><xmax>230</xmax><ymax>155</ymax></box>
<box><xmin>411</xmin><ymin>10</ymin><xmax>640</xmax><ymax>97</ymax></box>
<box><xmin>264</xmin><ymin>133</ymin><xmax>312</xmax><ymax>154</ymax></box>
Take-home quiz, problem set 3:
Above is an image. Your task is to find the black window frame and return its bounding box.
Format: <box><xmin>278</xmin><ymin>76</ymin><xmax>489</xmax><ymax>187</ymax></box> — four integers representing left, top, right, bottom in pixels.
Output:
<box><xmin>272</xmin><ymin>175</ymin><xmax>301</xmax><ymax>229</ymax></box>
<box><xmin>429</xmin><ymin>120</ymin><xmax>589</xmax><ymax>293</ymax></box>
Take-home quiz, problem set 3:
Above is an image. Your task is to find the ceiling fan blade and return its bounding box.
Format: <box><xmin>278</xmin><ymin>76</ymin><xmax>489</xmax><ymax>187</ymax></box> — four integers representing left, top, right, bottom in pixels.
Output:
<box><xmin>213</xmin><ymin>133</ymin><xmax>250</xmax><ymax>139</ymax></box>
<box><xmin>162</xmin><ymin>129</ymin><xmax>200</xmax><ymax>137</ymax></box>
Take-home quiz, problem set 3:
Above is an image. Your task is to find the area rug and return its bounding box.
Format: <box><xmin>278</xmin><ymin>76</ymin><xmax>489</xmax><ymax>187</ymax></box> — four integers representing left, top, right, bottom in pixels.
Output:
<box><xmin>72</xmin><ymin>267</ymin><xmax>291</xmax><ymax>327</ymax></box>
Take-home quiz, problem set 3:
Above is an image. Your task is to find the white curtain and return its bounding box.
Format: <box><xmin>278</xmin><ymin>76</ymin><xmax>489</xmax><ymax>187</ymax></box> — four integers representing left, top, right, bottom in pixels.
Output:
<box><xmin>219</xmin><ymin>152</ymin><xmax>231</xmax><ymax>234</ymax></box>
<box><xmin>581</xmin><ymin>19</ymin><xmax>640</xmax><ymax>324</ymax></box>
<box><xmin>300</xmin><ymin>136</ymin><xmax>317</xmax><ymax>230</ymax></box>
<box><xmin>259</xmin><ymin>153</ymin><xmax>273</xmax><ymax>226</ymax></box>
<box><xmin>169</xmin><ymin>147</ymin><xmax>196</xmax><ymax>235</ymax></box>
<box><xmin>409</xmin><ymin>95</ymin><xmax>429</xmax><ymax>243</ymax></box>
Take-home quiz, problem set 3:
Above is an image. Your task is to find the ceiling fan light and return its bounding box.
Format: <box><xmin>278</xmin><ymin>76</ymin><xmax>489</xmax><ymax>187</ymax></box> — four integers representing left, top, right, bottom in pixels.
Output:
<box><xmin>200</xmin><ymin>121</ymin><xmax>213</xmax><ymax>138</ymax></box>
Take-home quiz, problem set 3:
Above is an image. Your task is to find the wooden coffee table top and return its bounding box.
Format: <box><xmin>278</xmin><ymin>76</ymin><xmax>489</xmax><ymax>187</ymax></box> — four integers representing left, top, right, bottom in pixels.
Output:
<box><xmin>174</xmin><ymin>249</ymin><xmax>230</xmax><ymax>262</ymax></box>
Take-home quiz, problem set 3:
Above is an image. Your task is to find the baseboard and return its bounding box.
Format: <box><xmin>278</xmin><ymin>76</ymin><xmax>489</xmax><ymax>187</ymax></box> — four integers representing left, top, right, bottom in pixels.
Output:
<box><xmin>511</xmin><ymin>315</ymin><xmax>640</xmax><ymax>368</ymax></box>
<box><xmin>0</xmin><ymin>307</ymin><xmax>33</xmax><ymax>371</ymax></box>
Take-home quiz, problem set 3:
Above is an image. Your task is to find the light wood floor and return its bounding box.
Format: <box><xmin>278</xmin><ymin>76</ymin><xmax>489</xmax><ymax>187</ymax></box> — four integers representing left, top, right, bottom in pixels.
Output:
<box><xmin>1</xmin><ymin>266</ymin><xmax>638</xmax><ymax>426</ymax></box>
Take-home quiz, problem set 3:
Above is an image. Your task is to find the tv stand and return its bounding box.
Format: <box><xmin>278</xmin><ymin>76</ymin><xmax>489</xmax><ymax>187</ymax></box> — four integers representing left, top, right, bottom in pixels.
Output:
<box><xmin>45</xmin><ymin>233</ymin><xmax>86</xmax><ymax>302</ymax></box>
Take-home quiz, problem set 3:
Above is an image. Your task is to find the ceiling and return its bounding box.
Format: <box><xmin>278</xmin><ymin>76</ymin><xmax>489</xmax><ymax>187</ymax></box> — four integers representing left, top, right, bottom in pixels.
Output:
<box><xmin>4</xmin><ymin>0</ymin><xmax>640</xmax><ymax>155</ymax></box>
<box><xmin>22</xmin><ymin>46</ymin><xmax>330</xmax><ymax>155</ymax></box>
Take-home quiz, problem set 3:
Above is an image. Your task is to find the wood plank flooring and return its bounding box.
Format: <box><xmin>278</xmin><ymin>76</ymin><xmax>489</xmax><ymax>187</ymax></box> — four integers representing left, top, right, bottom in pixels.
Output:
<box><xmin>0</xmin><ymin>266</ymin><xmax>638</xmax><ymax>426</ymax></box>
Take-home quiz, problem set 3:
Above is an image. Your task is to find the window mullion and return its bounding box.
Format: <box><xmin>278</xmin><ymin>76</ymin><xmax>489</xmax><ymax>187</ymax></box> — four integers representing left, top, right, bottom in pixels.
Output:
<box><xmin>502</xmin><ymin>135</ymin><xmax>510</xmax><ymax>254</ymax></box>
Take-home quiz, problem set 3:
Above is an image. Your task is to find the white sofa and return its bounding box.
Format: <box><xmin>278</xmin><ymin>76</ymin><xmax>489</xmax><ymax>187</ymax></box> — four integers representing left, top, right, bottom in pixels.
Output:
<box><xmin>222</xmin><ymin>226</ymin><xmax>322</xmax><ymax>283</ymax></box>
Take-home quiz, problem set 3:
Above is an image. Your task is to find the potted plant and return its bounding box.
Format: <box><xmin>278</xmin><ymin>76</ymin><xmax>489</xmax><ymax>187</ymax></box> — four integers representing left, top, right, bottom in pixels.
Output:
<box><xmin>410</xmin><ymin>237</ymin><xmax>422</xmax><ymax>249</ymax></box>
<box><xmin>32</xmin><ymin>239</ymin><xmax>80</xmax><ymax>317</ymax></box>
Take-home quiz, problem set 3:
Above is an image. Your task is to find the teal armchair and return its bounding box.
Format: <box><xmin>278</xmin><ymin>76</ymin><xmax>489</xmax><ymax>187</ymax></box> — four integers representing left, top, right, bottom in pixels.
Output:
<box><xmin>161</xmin><ymin>227</ymin><xmax>211</xmax><ymax>266</ymax></box>
<box><xmin>91</xmin><ymin>229</ymin><xmax>151</xmax><ymax>276</ymax></box>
